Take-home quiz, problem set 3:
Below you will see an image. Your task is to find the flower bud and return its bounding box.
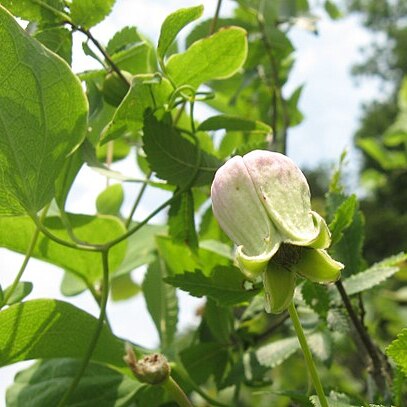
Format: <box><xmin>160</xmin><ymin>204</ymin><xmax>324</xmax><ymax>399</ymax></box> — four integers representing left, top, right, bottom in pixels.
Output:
<box><xmin>211</xmin><ymin>150</ymin><xmax>343</xmax><ymax>313</ymax></box>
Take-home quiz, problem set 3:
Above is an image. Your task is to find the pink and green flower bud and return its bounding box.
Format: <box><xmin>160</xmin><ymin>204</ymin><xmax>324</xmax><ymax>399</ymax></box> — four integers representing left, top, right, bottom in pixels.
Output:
<box><xmin>211</xmin><ymin>150</ymin><xmax>344</xmax><ymax>313</ymax></box>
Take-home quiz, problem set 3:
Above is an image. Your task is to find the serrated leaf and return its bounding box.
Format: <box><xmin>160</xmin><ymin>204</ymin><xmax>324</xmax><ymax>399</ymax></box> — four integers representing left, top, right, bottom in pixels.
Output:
<box><xmin>0</xmin><ymin>299</ymin><xmax>126</xmax><ymax>367</ymax></box>
<box><xmin>101</xmin><ymin>74</ymin><xmax>172</xmax><ymax>144</ymax></box>
<box><xmin>6</xmin><ymin>359</ymin><xmax>142</xmax><ymax>407</ymax></box>
<box><xmin>387</xmin><ymin>328</ymin><xmax>407</xmax><ymax>375</ymax></box>
<box><xmin>254</xmin><ymin>336</ymin><xmax>300</xmax><ymax>368</ymax></box>
<box><xmin>164</xmin><ymin>266</ymin><xmax>258</xmax><ymax>306</ymax></box>
<box><xmin>166</xmin><ymin>26</ymin><xmax>248</xmax><ymax>89</ymax></box>
<box><xmin>3</xmin><ymin>282</ymin><xmax>33</xmax><ymax>306</ymax></box>
<box><xmin>143</xmin><ymin>260</ymin><xmax>178</xmax><ymax>350</ymax></box>
<box><xmin>168</xmin><ymin>190</ymin><xmax>198</xmax><ymax>251</ymax></box>
<box><xmin>198</xmin><ymin>115</ymin><xmax>271</xmax><ymax>133</ymax></box>
<box><xmin>0</xmin><ymin>6</ymin><xmax>88</xmax><ymax>215</ymax></box>
<box><xmin>157</xmin><ymin>5</ymin><xmax>204</xmax><ymax>59</ymax></box>
<box><xmin>328</xmin><ymin>195</ymin><xmax>357</xmax><ymax>245</ymax></box>
<box><xmin>180</xmin><ymin>342</ymin><xmax>229</xmax><ymax>385</ymax></box>
<box><xmin>329</xmin><ymin>192</ymin><xmax>365</xmax><ymax>277</ymax></box>
<box><xmin>308</xmin><ymin>331</ymin><xmax>332</xmax><ymax>363</ymax></box>
<box><xmin>96</xmin><ymin>184</ymin><xmax>124</xmax><ymax>216</ymax></box>
<box><xmin>204</xmin><ymin>299</ymin><xmax>232</xmax><ymax>344</ymax></box>
<box><xmin>107</xmin><ymin>26</ymin><xmax>144</xmax><ymax>55</ymax></box>
<box><xmin>331</xmin><ymin>253</ymin><xmax>407</xmax><ymax>300</ymax></box>
<box><xmin>34</xmin><ymin>27</ymin><xmax>72</xmax><ymax>64</ymax></box>
<box><xmin>0</xmin><ymin>0</ymin><xmax>65</xmax><ymax>23</ymax></box>
<box><xmin>142</xmin><ymin>113</ymin><xmax>221</xmax><ymax>187</ymax></box>
<box><xmin>70</xmin><ymin>0</ymin><xmax>116</xmax><ymax>28</ymax></box>
<box><xmin>301</xmin><ymin>281</ymin><xmax>330</xmax><ymax>319</ymax></box>
<box><xmin>0</xmin><ymin>214</ymin><xmax>126</xmax><ymax>285</ymax></box>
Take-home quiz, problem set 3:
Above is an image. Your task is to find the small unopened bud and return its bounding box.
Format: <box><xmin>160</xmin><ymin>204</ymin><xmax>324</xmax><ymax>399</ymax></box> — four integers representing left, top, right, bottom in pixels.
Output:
<box><xmin>124</xmin><ymin>345</ymin><xmax>170</xmax><ymax>385</ymax></box>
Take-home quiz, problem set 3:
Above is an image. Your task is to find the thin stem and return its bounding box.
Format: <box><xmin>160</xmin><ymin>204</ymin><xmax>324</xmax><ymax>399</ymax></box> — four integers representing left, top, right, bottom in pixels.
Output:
<box><xmin>162</xmin><ymin>376</ymin><xmax>193</xmax><ymax>407</ymax></box>
<box><xmin>287</xmin><ymin>302</ymin><xmax>328</xmax><ymax>407</ymax></box>
<box><xmin>335</xmin><ymin>280</ymin><xmax>391</xmax><ymax>392</ymax></box>
<box><xmin>66</xmin><ymin>23</ymin><xmax>130</xmax><ymax>87</ymax></box>
<box><xmin>1</xmin><ymin>208</ymin><xmax>47</xmax><ymax>306</ymax></box>
<box><xmin>57</xmin><ymin>250</ymin><xmax>111</xmax><ymax>407</ymax></box>
<box><xmin>125</xmin><ymin>172</ymin><xmax>152</xmax><ymax>229</ymax></box>
<box><xmin>30</xmin><ymin>214</ymin><xmax>103</xmax><ymax>252</ymax></box>
<box><xmin>209</xmin><ymin>0</ymin><xmax>223</xmax><ymax>35</ymax></box>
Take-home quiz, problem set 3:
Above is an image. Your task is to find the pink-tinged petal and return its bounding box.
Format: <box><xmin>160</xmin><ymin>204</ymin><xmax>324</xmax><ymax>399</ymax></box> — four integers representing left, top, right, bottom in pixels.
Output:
<box><xmin>242</xmin><ymin>150</ymin><xmax>323</xmax><ymax>246</ymax></box>
<box><xmin>211</xmin><ymin>155</ymin><xmax>281</xmax><ymax>261</ymax></box>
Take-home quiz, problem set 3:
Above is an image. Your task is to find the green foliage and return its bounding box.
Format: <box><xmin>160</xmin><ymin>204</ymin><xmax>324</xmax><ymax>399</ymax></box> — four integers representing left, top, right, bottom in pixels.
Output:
<box><xmin>387</xmin><ymin>328</ymin><xmax>407</xmax><ymax>375</ymax></box>
<box><xmin>0</xmin><ymin>5</ymin><xmax>87</xmax><ymax>215</ymax></box>
<box><xmin>102</xmin><ymin>75</ymin><xmax>172</xmax><ymax>143</ymax></box>
<box><xmin>157</xmin><ymin>5</ymin><xmax>204</xmax><ymax>60</ymax></box>
<box><xmin>166</xmin><ymin>27</ymin><xmax>248</xmax><ymax>88</ymax></box>
<box><xmin>0</xmin><ymin>214</ymin><xmax>126</xmax><ymax>284</ymax></box>
<box><xmin>142</xmin><ymin>260</ymin><xmax>178</xmax><ymax>350</ymax></box>
<box><xmin>70</xmin><ymin>0</ymin><xmax>116</xmax><ymax>28</ymax></box>
<box><xmin>165</xmin><ymin>266</ymin><xmax>259</xmax><ymax>306</ymax></box>
<box><xmin>96</xmin><ymin>184</ymin><xmax>124</xmax><ymax>216</ymax></box>
<box><xmin>0</xmin><ymin>1</ymin><xmax>405</xmax><ymax>406</ymax></box>
<box><xmin>0</xmin><ymin>299</ymin><xmax>126</xmax><ymax>367</ymax></box>
<box><xmin>142</xmin><ymin>112</ymin><xmax>221</xmax><ymax>187</ymax></box>
<box><xmin>6</xmin><ymin>359</ymin><xmax>141</xmax><ymax>407</ymax></box>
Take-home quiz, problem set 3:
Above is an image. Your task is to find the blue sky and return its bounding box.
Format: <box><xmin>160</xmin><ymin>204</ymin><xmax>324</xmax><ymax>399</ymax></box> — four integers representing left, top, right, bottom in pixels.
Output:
<box><xmin>0</xmin><ymin>0</ymin><xmax>379</xmax><ymax>402</ymax></box>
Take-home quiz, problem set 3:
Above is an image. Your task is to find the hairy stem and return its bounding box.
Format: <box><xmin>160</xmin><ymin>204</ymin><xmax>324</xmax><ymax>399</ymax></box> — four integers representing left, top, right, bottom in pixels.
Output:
<box><xmin>162</xmin><ymin>376</ymin><xmax>194</xmax><ymax>407</ymax></box>
<box><xmin>287</xmin><ymin>302</ymin><xmax>328</xmax><ymax>407</ymax></box>
<box><xmin>57</xmin><ymin>250</ymin><xmax>111</xmax><ymax>407</ymax></box>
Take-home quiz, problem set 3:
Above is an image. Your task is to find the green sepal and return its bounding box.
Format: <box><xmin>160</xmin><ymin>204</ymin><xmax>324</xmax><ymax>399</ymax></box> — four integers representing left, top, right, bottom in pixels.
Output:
<box><xmin>308</xmin><ymin>212</ymin><xmax>331</xmax><ymax>249</ymax></box>
<box><xmin>292</xmin><ymin>248</ymin><xmax>343</xmax><ymax>283</ymax></box>
<box><xmin>236</xmin><ymin>244</ymin><xmax>279</xmax><ymax>280</ymax></box>
<box><xmin>263</xmin><ymin>262</ymin><xmax>296</xmax><ymax>314</ymax></box>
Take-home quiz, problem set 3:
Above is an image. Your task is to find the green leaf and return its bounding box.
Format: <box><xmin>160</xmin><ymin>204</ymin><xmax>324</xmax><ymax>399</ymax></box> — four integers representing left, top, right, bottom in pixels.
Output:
<box><xmin>329</xmin><ymin>194</ymin><xmax>365</xmax><ymax>277</ymax></box>
<box><xmin>143</xmin><ymin>113</ymin><xmax>221</xmax><ymax>187</ymax></box>
<box><xmin>101</xmin><ymin>74</ymin><xmax>172</xmax><ymax>144</ymax></box>
<box><xmin>0</xmin><ymin>299</ymin><xmax>126</xmax><ymax>367</ymax></box>
<box><xmin>204</xmin><ymin>299</ymin><xmax>232</xmax><ymax>344</ymax></box>
<box><xmin>60</xmin><ymin>272</ymin><xmax>87</xmax><ymax>297</ymax></box>
<box><xmin>107</xmin><ymin>26</ymin><xmax>156</xmax><ymax>75</ymax></box>
<box><xmin>143</xmin><ymin>260</ymin><xmax>178</xmax><ymax>350</ymax></box>
<box><xmin>6</xmin><ymin>359</ymin><xmax>142</xmax><ymax>407</ymax></box>
<box><xmin>0</xmin><ymin>0</ymin><xmax>65</xmax><ymax>23</ymax></box>
<box><xmin>387</xmin><ymin>328</ymin><xmax>407</xmax><ymax>376</ymax></box>
<box><xmin>301</xmin><ymin>281</ymin><xmax>330</xmax><ymax>320</ymax></box>
<box><xmin>70</xmin><ymin>0</ymin><xmax>116</xmax><ymax>28</ymax></box>
<box><xmin>328</xmin><ymin>195</ymin><xmax>357</xmax><ymax>246</ymax></box>
<box><xmin>0</xmin><ymin>214</ymin><xmax>126</xmax><ymax>285</ymax></box>
<box><xmin>254</xmin><ymin>336</ymin><xmax>300</xmax><ymax>368</ymax></box>
<box><xmin>166</xmin><ymin>26</ymin><xmax>248</xmax><ymax>89</ymax></box>
<box><xmin>324</xmin><ymin>1</ymin><xmax>342</xmax><ymax>19</ymax></box>
<box><xmin>113</xmin><ymin>223</ymin><xmax>165</xmax><ymax>277</ymax></box>
<box><xmin>3</xmin><ymin>282</ymin><xmax>33</xmax><ymax>306</ymax></box>
<box><xmin>34</xmin><ymin>27</ymin><xmax>73</xmax><ymax>64</ymax></box>
<box><xmin>168</xmin><ymin>190</ymin><xmax>198</xmax><ymax>251</ymax></box>
<box><xmin>165</xmin><ymin>266</ymin><xmax>259</xmax><ymax>306</ymax></box>
<box><xmin>0</xmin><ymin>6</ymin><xmax>88</xmax><ymax>215</ymax></box>
<box><xmin>198</xmin><ymin>115</ymin><xmax>271</xmax><ymax>133</ymax></box>
<box><xmin>96</xmin><ymin>184</ymin><xmax>124</xmax><ymax>216</ymax></box>
<box><xmin>335</xmin><ymin>252</ymin><xmax>407</xmax><ymax>299</ymax></box>
<box><xmin>180</xmin><ymin>342</ymin><xmax>229</xmax><ymax>385</ymax></box>
<box><xmin>157</xmin><ymin>5</ymin><xmax>204</xmax><ymax>59</ymax></box>
<box><xmin>111</xmin><ymin>274</ymin><xmax>141</xmax><ymax>302</ymax></box>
